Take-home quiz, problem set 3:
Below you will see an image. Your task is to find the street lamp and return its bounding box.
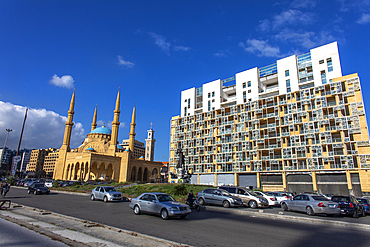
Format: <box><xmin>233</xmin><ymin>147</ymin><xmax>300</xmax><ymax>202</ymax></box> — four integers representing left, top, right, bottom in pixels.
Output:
<box><xmin>1</xmin><ymin>129</ymin><xmax>12</xmax><ymax>166</ymax></box>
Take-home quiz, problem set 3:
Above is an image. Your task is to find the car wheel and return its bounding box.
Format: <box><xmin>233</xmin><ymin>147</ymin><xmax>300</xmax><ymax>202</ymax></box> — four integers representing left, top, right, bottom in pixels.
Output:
<box><xmin>362</xmin><ymin>209</ymin><xmax>366</xmax><ymax>217</ymax></box>
<box><xmin>34</xmin><ymin>190</ymin><xmax>37</xmax><ymax>195</ymax></box>
<box><xmin>27</xmin><ymin>190</ymin><xmax>30</xmax><ymax>194</ymax></box>
<box><xmin>249</xmin><ymin>200</ymin><xmax>258</xmax><ymax>209</ymax></box>
<box><xmin>46</xmin><ymin>191</ymin><xmax>50</xmax><ymax>195</ymax></box>
<box><xmin>198</xmin><ymin>198</ymin><xmax>205</xmax><ymax>205</ymax></box>
<box><xmin>161</xmin><ymin>209</ymin><xmax>169</xmax><ymax>220</ymax></box>
<box><xmin>282</xmin><ymin>203</ymin><xmax>288</xmax><ymax>211</ymax></box>
<box><xmin>353</xmin><ymin>210</ymin><xmax>359</xmax><ymax>218</ymax></box>
<box><xmin>90</xmin><ymin>195</ymin><xmax>95</xmax><ymax>201</ymax></box>
<box><xmin>222</xmin><ymin>200</ymin><xmax>230</xmax><ymax>208</ymax></box>
<box><xmin>103</xmin><ymin>196</ymin><xmax>108</xmax><ymax>203</ymax></box>
<box><xmin>134</xmin><ymin>205</ymin><xmax>141</xmax><ymax>215</ymax></box>
<box><xmin>306</xmin><ymin>206</ymin><xmax>314</xmax><ymax>216</ymax></box>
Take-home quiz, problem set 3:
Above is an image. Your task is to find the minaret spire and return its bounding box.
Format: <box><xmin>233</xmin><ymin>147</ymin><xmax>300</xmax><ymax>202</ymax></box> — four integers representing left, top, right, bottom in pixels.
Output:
<box><xmin>61</xmin><ymin>89</ymin><xmax>75</xmax><ymax>151</ymax></box>
<box><xmin>129</xmin><ymin>104</ymin><xmax>136</xmax><ymax>156</ymax></box>
<box><xmin>109</xmin><ymin>88</ymin><xmax>120</xmax><ymax>154</ymax></box>
<box><xmin>91</xmin><ymin>104</ymin><xmax>97</xmax><ymax>132</ymax></box>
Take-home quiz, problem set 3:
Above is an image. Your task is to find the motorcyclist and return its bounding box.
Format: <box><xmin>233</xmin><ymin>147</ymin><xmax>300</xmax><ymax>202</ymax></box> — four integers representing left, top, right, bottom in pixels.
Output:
<box><xmin>2</xmin><ymin>182</ymin><xmax>10</xmax><ymax>199</ymax></box>
<box><xmin>187</xmin><ymin>190</ymin><xmax>195</xmax><ymax>208</ymax></box>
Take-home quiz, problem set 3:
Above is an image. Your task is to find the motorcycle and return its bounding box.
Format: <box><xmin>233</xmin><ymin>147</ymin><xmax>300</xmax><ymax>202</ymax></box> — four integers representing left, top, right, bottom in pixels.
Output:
<box><xmin>186</xmin><ymin>198</ymin><xmax>201</xmax><ymax>212</ymax></box>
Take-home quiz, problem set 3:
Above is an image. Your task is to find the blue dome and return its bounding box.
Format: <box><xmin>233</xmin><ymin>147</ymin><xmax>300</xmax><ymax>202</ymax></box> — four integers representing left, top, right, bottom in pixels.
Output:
<box><xmin>117</xmin><ymin>144</ymin><xmax>124</xmax><ymax>149</ymax></box>
<box><xmin>90</xmin><ymin>126</ymin><xmax>111</xmax><ymax>135</ymax></box>
<box><xmin>86</xmin><ymin>147</ymin><xmax>94</xmax><ymax>151</ymax></box>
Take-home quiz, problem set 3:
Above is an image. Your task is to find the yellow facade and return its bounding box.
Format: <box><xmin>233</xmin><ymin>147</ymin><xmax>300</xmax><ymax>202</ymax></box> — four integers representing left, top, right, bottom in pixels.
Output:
<box><xmin>53</xmin><ymin>90</ymin><xmax>162</xmax><ymax>183</ymax></box>
<box><xmin>170</xmin><ymin>74</ymin><xmax>370</xmax><ymax>194</ymax></box>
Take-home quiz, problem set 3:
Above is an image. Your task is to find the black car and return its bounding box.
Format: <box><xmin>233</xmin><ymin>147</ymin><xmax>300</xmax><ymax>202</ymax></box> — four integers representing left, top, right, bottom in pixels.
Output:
<box><xmin>28</xmin><ymin>183</ymin><xmax>50</xmax><ymax>195</ymax></box>
<box><xmin>331</xmin><ymin>195</ymin><xmax>365</xmax><ymax>218</ymax></box>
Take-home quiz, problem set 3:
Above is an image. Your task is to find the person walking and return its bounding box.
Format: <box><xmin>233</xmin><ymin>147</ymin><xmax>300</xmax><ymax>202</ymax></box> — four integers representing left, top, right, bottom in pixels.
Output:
<box><xmin>2</xmin><ymin>182</ymin><xmax>10</xmax><ymax>199</ymax></box>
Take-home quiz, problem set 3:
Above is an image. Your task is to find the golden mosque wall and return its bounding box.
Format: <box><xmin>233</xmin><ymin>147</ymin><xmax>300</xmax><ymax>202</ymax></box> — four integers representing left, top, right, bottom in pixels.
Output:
<box><xmin>53</xmin><ymin>90</ymin><xmax>162</xmax><ymax>183</ymax></box>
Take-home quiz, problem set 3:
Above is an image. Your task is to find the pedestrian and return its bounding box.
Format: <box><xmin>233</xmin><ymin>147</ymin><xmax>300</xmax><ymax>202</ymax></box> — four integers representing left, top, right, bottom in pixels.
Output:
<box><xmin>2</xmin><ymin>182</ymin><xmax>10</xmax><ymax>199</ymax></box>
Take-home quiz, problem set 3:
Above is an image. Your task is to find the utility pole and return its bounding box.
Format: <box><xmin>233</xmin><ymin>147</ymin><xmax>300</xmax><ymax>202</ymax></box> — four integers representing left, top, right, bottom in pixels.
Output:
<box><xmin>1</xmin><ymin>129</ymin><xmax>12</xmax><ymax>167</ymax></box>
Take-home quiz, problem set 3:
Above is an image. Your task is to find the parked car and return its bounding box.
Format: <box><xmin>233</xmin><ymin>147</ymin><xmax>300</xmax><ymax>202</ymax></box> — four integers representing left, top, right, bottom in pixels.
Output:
<box><xmin>267</xmin><ymin>192</ymin><xmax>291</xmax><ymax>204</ymax></box>
<box><xmin>129</xmin><ymin>192</ymin><xmax>191</xmax><ymax>220</ymax></box>
<box><xmin>27</xmin><ymin>183</ymin><xmax>50</xmax><ymax>195</ymax></box>
<box><xmin>331</xmin><ymin>195</ymin><xmax>366</xmax><ymax>218</ymax></box>
<box><xmin>196</xmin><ymin>188</ymin><xmax>243</xmax><ymax>208</ymax></box>
<box><xmin>357</xmin><ymin>197</ymin><xmax>370</xmax><ymax>215</ymax></box>
<box><xmin>253</xmin><ymin>191</ymin><xmax>279</xmax><ymax>206</ymax></box>
<box><xmin>281</xmin><ymin>193</ymin><xmax>340</xmax><ymax>216</ymax></box>
<box><xmin>218</xmin><ymin>186</ymin><xmax>269</xmax><ymax>208</ymax></box>
<box><xmin>90</xmin><ymin>186</ymin><xmax>122</xmax><ymax>202</ymax></box>
<box><xmin>44</xmin><ymin>180</ymin><xmax>54</xmax><ymax>187</ymax></box>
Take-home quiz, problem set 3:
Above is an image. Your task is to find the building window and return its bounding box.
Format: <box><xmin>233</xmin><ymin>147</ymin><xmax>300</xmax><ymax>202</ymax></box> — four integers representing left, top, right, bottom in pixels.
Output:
<box><xmin>184</xmin><ymin>107</ymin><xmax>187</xmax><ymax>116</ymax></box>
<box><xmin>285</xmin><ymin>70</ymin><xmax>289</xmax><ymax>77</ymax></box>
<box><xmin>327</xmin><ymin>57</ymin><xmax>333</xmax><ymax>72</ymax></box>
<box><xmin>243</xmin><ymin>82</ymin><xmax>246</xmax><ymax>88</ymax></box>
<box><xmin>208</xmin><ymin>93</ymin><xmax>211</xmax><ymax>98</ymax></box>
<box><xmin>208</xmin><ymin>100</ymin><xmax>211</xmax><ymax>111</ymax></box>
<box><xmin>248</xmin><ymin>81</ymin><xmax>251</xmax><ymax>87</ymax></box>
<box><xmin>212</xmin><ymin>99</ymin><xmax>215</xmax><ymax>102</ymax></box>
<box><xmin>319</xmin><ymin>59</ymin><xmax>324</xmax><ymax>64</ymax></box>
<box><xmin>321</xmin><ymin>70</ymin><xmax>327</xmax><ymax>84</ymax></box>
<box><xmin>212</xmin><ymin>91</ymin><xmax>215</xmax><ymax>97</ymax></box>
<box><xmin>248</xmin><ymin>89</ymin><xmax>251</xmax><ymax>93</ymax></box>
<box><xmin>286</xmin><ymin>79</ymin><xmax>291</xmax><ymax>93</ymax></box>
<box><xmin>243</xmin><ymin>91</ymin><xmax>246</xmax><ymax>99</ymax></box>
<box><xmin>188</xmin><ymin>99</ymin><xmax>190</xmax><ymax>108</ymax></box>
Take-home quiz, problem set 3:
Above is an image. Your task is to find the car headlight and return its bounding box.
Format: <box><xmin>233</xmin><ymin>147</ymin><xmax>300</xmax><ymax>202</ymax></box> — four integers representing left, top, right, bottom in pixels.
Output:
<box><xmin>169</xmin><ymin>207</ymin><xmax>178</xmax><ymax>211</ymax></box>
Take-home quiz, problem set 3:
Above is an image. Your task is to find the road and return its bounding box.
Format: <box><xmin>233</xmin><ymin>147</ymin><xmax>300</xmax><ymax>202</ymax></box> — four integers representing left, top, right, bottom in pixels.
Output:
<box><xmin>5</xmin><ymin>187</ymin><xmax>370</xmax><ymax>247</ymax></box>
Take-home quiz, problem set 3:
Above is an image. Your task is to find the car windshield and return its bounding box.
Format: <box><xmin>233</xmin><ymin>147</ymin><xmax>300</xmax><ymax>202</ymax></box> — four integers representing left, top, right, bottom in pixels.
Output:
<box><xmin>248</xmin><ymin>191</ymin><xmax>259</xmax><ymax>196</ymax></box>
<box><xmin>157</xmin><ymin>194</ymin><xmax>175</xmax><ymax>202</ymax></box>
<box><xmin>104</xmin><ymin>187</ymin><xmax>116</xmax><ymax>192</ymax></box>
<box><xmin>312</xmin><ymin>196</ymin><xmax>330</xmax><ymax>201</ymax></box>
<box><xmin>219</xmin><ymin>189</ymin><xmax>231</xmax><ymax>196</ymax></box>
<box><xmin>331</xmin><ymin>196</ymin><xmax>349</xmax><ymax>202</ymax></box>
<box><xmin>358</xmin><ymin>198</ymin><xmax>369</xmax><ymax>204</ymax></box>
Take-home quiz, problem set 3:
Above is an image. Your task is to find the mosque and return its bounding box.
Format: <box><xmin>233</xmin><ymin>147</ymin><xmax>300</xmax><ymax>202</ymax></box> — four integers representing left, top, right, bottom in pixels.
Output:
<box><xmin>53</xmin><ymin>90</ymin><xmax>162</xmax><ymax>183</ymax></box>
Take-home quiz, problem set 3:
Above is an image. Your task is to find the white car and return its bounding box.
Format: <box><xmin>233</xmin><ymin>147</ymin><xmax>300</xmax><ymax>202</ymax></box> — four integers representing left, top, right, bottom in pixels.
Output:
<box><xmin>267</xmin><ymin>192</ymin><xmax>291</xmax><ymax>204</ymax></box>
<box><xmin>44</xmin><ymin>180</ymin><xmax>54</xmax><ymax>187</ymax></box>
<box><xmin>254</xmin><ymin>191</ymin><xmax>279</xmax><ymax>206</ymax></box>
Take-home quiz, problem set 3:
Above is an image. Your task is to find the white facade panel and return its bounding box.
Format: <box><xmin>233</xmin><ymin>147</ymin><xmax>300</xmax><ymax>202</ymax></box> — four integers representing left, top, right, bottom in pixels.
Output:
<box><xmin>203</xmin><ymin>79</ymin><xmax>222</xmax><ymax>112</ymax></box>
<box><xmin>181</xmin><ymin>88</ymin><xmax>196</xmax><ymax>117</ymax></box>
<box><xmin>311</xmin><ymin>42</ymin><xmax>342</xmax><ymax>86</ymax></box>
<box><xmin>277</xmin><ymin>55</ymin><xmax>298</xmax><ymax>94</ymax></box>
<box><xmin>235</xmin><ymin>67</ymin><xmax>259</xmax><ymax>104</ymax></box>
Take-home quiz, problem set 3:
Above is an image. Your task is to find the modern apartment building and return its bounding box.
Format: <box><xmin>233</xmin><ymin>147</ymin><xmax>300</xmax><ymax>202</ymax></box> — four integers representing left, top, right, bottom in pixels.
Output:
<box><xmin>118</xmin><ymin>139</ymin><xmax>145</xmax><ymax>159</ymax></box>
<box><xmin>169</xmin><ymin>42</ymin><xmax>370</xmax><ymax>196</ymax></box>
<box><xmin>43</xmin><ymin>150</ymin><xmax>59</xmax><ymax>175</ymax></box>
<box><xmin>27</xmin><ymin>148</ymin><xmax>57</xmax><ymax>173</ymax></box>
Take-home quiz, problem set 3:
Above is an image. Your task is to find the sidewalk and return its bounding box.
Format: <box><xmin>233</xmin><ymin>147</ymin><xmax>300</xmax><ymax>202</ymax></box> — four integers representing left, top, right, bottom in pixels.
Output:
<box><xmin>0</xmin><ymin>203</ymin><xmax>188</xmax><ymax>247</ymax></box>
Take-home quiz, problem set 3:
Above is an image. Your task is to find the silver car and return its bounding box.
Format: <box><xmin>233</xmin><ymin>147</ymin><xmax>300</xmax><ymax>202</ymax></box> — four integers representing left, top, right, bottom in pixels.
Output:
<box><xmin>129</xmin><ymin>192</ymin><xmax>191</xmax><ymax>220</ymax></box>
<box><xmin>281</xmin><ymin>193</ymin><xmax>340</xmax><ymax>216</ymax></box>
<box><xmin>196</xmin><ymin>188</ymin><xmax>243</xmax><ymax>208</ymax></box>
<box><xmin>90</xmin><ymin>186</ymin><xmax>122</xmax><ymax>203</ymax></box>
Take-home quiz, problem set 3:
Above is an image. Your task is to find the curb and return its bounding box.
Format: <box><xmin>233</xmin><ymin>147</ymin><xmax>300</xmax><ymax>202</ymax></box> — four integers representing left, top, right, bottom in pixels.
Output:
<box><xmin>6</xmin><ymin>203</ymin><xmax>190</xmax><ymax>247</ymax></box>
<box><xmin>206</xmin><ymin>206</ymin><xmax>370</xmax><ymax>231</ymax></box>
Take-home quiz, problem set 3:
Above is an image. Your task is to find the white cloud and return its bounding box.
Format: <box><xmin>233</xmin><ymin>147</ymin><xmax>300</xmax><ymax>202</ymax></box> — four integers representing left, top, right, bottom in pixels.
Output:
<box><xmin>117</xmin><ymin>55</ymin><xmax>135</xmax><ymax>68</ymax></box>
<box><xmin>272</xmin><ymin>9</ymin><xmax>314</xmax><ymax>30</ymax></box>
<box><xmin>239</xmin><ymin>39</ymin><xmax>281</xmax><ymax>57</ymax></box>
<box><xmin>258</xmin><ymin>19</ymin><xmax>271</xmax><ymax>32</ymax></box>
<box><xmin>0</xmin><ymin>101</ymin><xmax>85</xmax><ymax>150</ymax></box>
<box><xmin>49</xmin><ymin>74</ymin><xmax>75</xmax><ymax>89</ymax></box>
<box><xmin>148</xmin><ymin>32</ymin><xmax>190</xmax><ymax>55</ymax></box>
<box><xmin>213</xmin><ymin>49</ymin><xmax>230</xmax><ymax>57</ymax></box>
<box><xmin>291</xmin><ymin>0</ymin><xmax>316</xmax><ymax>8</ymax></box>
<box><xmin>274</xmin><ymin>29</ymin><xmax>335</xmax><ymax>49</ymax></box>
<box><xmin>357</xmin><ymin>13</ymin><xmax>370</xmax><ymax>24</ymax></box>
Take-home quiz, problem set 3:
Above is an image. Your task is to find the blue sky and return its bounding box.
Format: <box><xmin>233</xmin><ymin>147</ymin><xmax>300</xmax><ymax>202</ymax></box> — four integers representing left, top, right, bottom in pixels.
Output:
<box><xmin>1</xmin><ymin>0</ymin><xmax>370</xmax><ymax>161</ymax></box>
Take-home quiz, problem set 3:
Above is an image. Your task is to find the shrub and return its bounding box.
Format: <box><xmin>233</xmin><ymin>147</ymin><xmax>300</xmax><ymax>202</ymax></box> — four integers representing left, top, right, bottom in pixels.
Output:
<box><xmin>173</xmin><ymin>184</ymin><xmax>188</xmax><ymax>196</ymax></box>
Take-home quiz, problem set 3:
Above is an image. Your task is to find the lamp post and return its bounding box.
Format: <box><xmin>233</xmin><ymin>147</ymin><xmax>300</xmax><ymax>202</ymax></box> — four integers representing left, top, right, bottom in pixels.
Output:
<box><xmin>1</xmin><ymin>129</ymin><xmax>12</xmax><ymax>167</ymax></box>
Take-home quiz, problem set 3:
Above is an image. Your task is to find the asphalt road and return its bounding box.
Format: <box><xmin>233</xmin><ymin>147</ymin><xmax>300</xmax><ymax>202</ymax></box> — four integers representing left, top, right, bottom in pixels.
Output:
<box><xmin>5</xmin><ymin>187</ymin><xmax>370</xmax><ymax>247</ymax></box>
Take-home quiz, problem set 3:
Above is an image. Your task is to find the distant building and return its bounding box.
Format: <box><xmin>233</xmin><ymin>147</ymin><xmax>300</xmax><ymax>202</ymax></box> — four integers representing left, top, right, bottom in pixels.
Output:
<box><xmin>118</xmin><ymin>139</ymin><xmax>145</xmax><ymax>159</ymax></box>
<box><xmin>44</xmin><ymin>150</ymin><xmax>59</xmax><ymax>176</ymax></box>
<box><xmin>27</xmin><ymin>148</ymin><xmax>57</xmax><ymax>173</ymax></box>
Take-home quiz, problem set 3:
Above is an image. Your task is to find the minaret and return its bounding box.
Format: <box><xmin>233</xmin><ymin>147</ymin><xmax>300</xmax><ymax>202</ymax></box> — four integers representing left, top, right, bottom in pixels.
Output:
<box><xmin>91</xmin><ymin>104</ymin><xmax>97</xmax><ymax>132</ymax></box>
<box><xmin>145</xmin><ymin>123</ymin><xmax>155</xmax><ymax>161</ymax></box>
<box><xmin>54</xmin><ymin>90</ymin><xmax>75</xmax><ymax>180</ymax></box>
<box><xmin>61</xmin><ymin>89</ymin><xmax>75</xmax><ymax>152</ymax></box>
<box><xmin>128</xmin><ymin>105</ymin><xmax>136</xmax><ymax>157</ymax></box>
<box><xmin>108</xmin><ymin>89</ymin><xmax>120</xmax><ymax>154</ymax></box>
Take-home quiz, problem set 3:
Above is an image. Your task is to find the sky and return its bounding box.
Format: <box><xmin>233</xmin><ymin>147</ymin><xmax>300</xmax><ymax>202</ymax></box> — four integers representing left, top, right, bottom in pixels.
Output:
<box><xmin>1</xmin><ymin>0</ymin><xmax>370</xmax><ymax>161</ymax></box>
